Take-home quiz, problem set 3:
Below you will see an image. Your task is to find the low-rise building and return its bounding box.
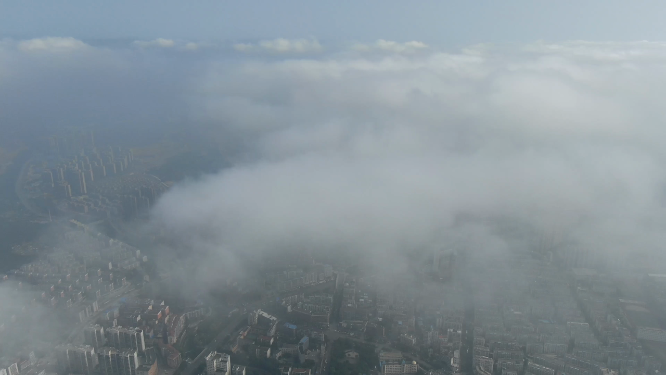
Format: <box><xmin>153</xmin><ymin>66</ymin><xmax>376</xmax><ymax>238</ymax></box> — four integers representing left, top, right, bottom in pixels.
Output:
<box><xmin>206</xmin><ymin>352</ymin><xmax>230</xmax><ymax>375</ymax></box>
<box><xmin>379</xmin><ymin>352</ymin><xmax>418</xmax><ymax>375</ymax></box>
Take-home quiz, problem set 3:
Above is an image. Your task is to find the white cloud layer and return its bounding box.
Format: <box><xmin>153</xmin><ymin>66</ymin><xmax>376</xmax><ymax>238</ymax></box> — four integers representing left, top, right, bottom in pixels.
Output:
<box><xmin>154</xmin><ymin>40</ymin><xmax>666</xmax><ymax>275</ymax></box>
<box><xmin>234</xmin><ymin>38</ymin><xmax>323</xmax><ymax>53</ymax></box>
<box><xmin>17</xmin><ymin>37</ymin><xmax>88</xmax><ymax>52</ymax></box>
<box><xmin>132</xmin><ymin>38</ymin><xmax>175</xmax><ymax>48</ymax></box>
<box><xmin>3</xmin><ymin>36</ymin><xmax>666</xmax><ymax>280</ymax></box>
<box><xmin>352</xmin><ymin>39</ymin><xmax>429</xmax><ymax>53</ymax></box>
<box><xmin>185</xmin><ymin>42</ymin><xmax>200</xmax><ymax>51</ymax></box>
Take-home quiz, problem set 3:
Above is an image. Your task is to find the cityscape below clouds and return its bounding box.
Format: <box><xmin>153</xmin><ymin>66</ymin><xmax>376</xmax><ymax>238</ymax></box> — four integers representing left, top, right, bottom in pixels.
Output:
<box><xmin>2</xmin><ymin>4</ymin><xmax>666</xmax><ymax>375</ymax></box>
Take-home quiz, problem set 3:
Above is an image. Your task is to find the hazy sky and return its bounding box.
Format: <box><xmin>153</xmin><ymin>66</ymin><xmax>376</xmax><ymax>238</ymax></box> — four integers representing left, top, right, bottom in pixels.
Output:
<box><xmin>3</xmin><ymin>1</ymin><xmax>666</xmax><ymax>45</ymax></box>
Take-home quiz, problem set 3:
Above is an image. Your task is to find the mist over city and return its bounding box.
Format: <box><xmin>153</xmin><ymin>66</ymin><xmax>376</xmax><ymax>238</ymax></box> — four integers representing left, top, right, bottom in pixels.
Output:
<box><xmin>2</xmin><ymin>3</ymin><xmax>666</xmax><ymax>375</ymax></box>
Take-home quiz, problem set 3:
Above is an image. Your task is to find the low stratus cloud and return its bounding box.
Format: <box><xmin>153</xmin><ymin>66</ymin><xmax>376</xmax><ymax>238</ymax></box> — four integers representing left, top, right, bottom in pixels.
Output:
<box><xmin>2</xmin><ymin>36</ymin><xmax>666</xmax><ymax>281</ymax></box>
<box><xmin>154</xmin><ymin>40</ymin><xmax>666</xmax><ymax>275</ymax></box>
<box><xmin>132</xmin><ymin>38</ymin><xmax>176</xmax><ymax>48</ymax></box>
<box><xmin>132</xmin><ymin>38</ymin><xmax>214</xmax><ymax>52</ymax></box>
<box><xmin>352</xmin><ymin>39</ymin><xmax>429</xmax><ymax>53</ymax></box>
<box><xmin>185</xmin><ymin>42</ymin><xmax>202</xmax><ymax>51</ymax></box>
<box><xmin>234</xmin><ymin>38</ymin><xmax>323</xmax><ymax>54</ymax></box>
<box><xmin>17</xmin><ymin>37</ymin><xmax>89</xmax><ymax>52</ymax></box>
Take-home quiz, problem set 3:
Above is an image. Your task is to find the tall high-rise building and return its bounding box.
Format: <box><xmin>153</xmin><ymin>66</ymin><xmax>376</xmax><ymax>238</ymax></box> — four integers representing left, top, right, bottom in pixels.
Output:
<box><xmin>56</xmin><ymin>344</ymin><xmax>98</xmax><ymax>375</ymax></box>
<box><xmin>42</xmin><ymin>170</ymin><xmax>54</xmax><ymax>188</ymax></box>
<box><xmin>79</xmin><ymin>170</ymin><xmax>87</xmax><ymax>195</ymax></box>
<box><xmin>56</xmin><ymin>167</ymin><xmax>65</xmax><ymax>181</ymax></box>
<box><xmin>120</xmin><ymin>349</ymin><xmax>139</xmax><ymax>375</ymax></box>
<box><xmin>56</xmin><ymin>181</ymin><xmax>72</xmax><ymax>199</ymax></box>
<box><xmin>84</xmin><ymin>324</ymin><xmax>106</xmax><ymax>348</ymax></box>
<box><xmin>106</xmin><ymin>327</ymin><xmax>146</xmax><ymax>352</ymax></box>
<box><xmin>107</xmin><ymin>163</ymin><xmax>117</xmax><ymax>175</ymax></box>
<box><xmin>98</xmin><ymin>347</ymin><xmax>120</xmax><ymax>375</ymax></box>
<box><xmin>98</xmin><ymin>348</ymin><xmax>139</xmax><ymax>375</ymax></box>
<box><xmin>64</xmin><ymin>168</ymin><xmax>87</xmax><ymax>196</ymax></box>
